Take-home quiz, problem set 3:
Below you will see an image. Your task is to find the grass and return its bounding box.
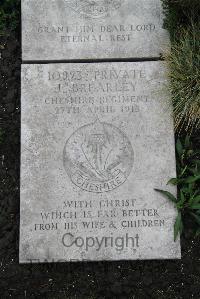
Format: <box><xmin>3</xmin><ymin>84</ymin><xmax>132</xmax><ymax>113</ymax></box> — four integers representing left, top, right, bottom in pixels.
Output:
<box><xmin>165</xmin><ymin>24</ymin><xmax>200</xmax><ymax>134</ymax></box>
<box><xmin>160</xmin><ymin>0</ymin><xmax>200</xmax><ymax>238</ymax></box>
<box><xmin>162</xmin><ymin>0</ymin><xmax>200</xmax><ymax>41</ymax></box>
<box><xmin>162</xmin><ymin>0</ymin><xmax>200</xmax><ymax>135</ymax></box>
<box><xmin>155</xmin><ymin>136</ymin><xmax>200</xmax><ymax>240</ymax></box>
<box><xmin>0</xmin><ymin>0</ymin><xmax>20</xmax><ymax>35</ymax></box>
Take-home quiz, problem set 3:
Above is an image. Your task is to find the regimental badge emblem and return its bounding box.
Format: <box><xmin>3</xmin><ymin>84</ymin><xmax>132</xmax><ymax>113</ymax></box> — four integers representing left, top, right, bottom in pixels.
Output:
<box><xmin>63</xmin><ymin>120</ymin><xmax>134</xmax><ymax>193</ymax></box>
<box><xmin>64</xmin><ymin>0</ymin><xmax>125</xmax><ymax>18</ymax></box>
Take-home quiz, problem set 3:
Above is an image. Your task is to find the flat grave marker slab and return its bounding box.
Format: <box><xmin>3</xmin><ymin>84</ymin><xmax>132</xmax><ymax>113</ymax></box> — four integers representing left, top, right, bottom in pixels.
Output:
<box><xmin>20</xmin><ymin>61</ymin><xmax>181</xmax><ymax>263</ymax></box>
<box><xmin>22</xmin><ymin>0</ymin><xmax>169</xmax><ymax>61</ymax></box>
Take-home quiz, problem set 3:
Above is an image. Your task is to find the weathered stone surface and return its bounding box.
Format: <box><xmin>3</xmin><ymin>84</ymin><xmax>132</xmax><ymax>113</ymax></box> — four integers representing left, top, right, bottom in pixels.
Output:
<box><xmin>20</xmin><ymin>62</ymin><xmax>181</xmax><ymax>263</ymax></box>
<box><xmin>22</xmin><ymin>0</ymin><xmax>169</xmax><ymax>61</ymax></box>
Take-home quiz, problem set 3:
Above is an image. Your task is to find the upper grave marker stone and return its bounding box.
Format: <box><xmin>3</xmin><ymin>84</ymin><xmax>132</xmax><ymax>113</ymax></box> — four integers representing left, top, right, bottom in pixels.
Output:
<box><xmin>22</xmin><ymin>0</ymin><xmax>169</xmax><ymax>61</ymax></box>
<box><xmin>20</xmin><ymin>61</ymin><xmax>181</xmax><ymax>263</ymax></box>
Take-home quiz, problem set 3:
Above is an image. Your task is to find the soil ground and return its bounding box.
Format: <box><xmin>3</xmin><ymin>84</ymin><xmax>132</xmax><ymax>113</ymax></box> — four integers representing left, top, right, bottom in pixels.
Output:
<box><xmin>0</xmin><ymin>31</ymin><xmax>200</xmax><ymax>299</ymax></box>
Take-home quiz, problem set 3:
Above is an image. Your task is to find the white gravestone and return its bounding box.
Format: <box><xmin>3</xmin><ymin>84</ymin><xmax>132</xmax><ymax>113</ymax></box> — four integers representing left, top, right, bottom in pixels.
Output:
<box><xmin>22</xmin><ymin>0</ymin><xmax>169</xmax><ymax>61</ymax></box>
<box><xmin>20</xmin><ymin>62</ymin><xmax>181</xmax><ymax>263</ymax></box>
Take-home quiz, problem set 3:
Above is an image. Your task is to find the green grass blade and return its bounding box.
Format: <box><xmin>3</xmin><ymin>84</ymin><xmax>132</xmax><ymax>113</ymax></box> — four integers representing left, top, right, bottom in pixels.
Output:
<box><xmin>154</xmin><ymin>189</ymin><xmax>177</xmax><ymax>203</ymax></box>
<box><xmin>193</xmin><ymin>195</ymin><xmax>200</xmax><ymax>204</ymax></box>
<box><xmin>190</xmin><ymin>212</ymin><xmax>200</xmax><ymax>226</ymax></box>
<box><xmin>185</xmin><ymin>175</ymin><xmax>200</xmax><ymax>184</ymax></box>
<box><xmin>176</xmin><ymin>139</ymin><xmax>183</xmax><ymax>157</ymax></box>
<box><xmin>167</xmin><ymin>178</ymin><xmax>179</xmax><ymax>185</ymax></box>
<box><xmin>174</xmin><ymin>212</ymin><xmax>183</xmax><ymax>241</ymax></box>
<box><xmin>190</xmin><ymin>204</ymin><xmax>200</xmax><ymax>210</ymax></box>
<box><xmin>184</xmin><ymin>135</ymin><xmax>190</xmax><ymax>148</ymax></box>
